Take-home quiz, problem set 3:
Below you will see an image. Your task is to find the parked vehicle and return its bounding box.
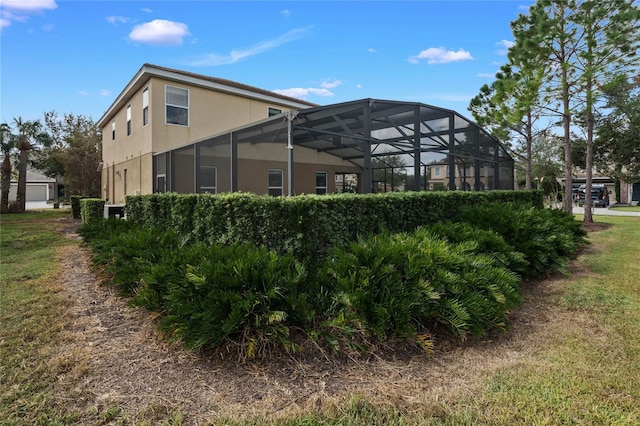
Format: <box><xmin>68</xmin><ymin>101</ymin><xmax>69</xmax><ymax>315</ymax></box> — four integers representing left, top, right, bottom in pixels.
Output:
<box><xmin>576</xmin><ymin>184</ymin><xmax>610</xmax><ymax>207</ymax></box>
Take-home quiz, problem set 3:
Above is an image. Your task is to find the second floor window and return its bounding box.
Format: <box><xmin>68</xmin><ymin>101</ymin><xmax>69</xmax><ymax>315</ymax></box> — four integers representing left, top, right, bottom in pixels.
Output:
<box><xmin>142</xmin><ymin>88</ymin><xmax>149</xmax><ymax>126</ymax></box>
<box><xmin>126</xmin><ymin>105</ymin><xmax>131</xmax><ymax>136</ymax></box>
<box><xmin>268</xmin><ymin>107</ymin><xmax>282</xmax><ymax>117</ymax></box>
<box><xmin>112</xmin><ymin>121</ymin><xmax>115</xmax><ymax>140</ymax></box>
<box><xmin>166</xmin><ymin>85</ymin><xmax>189</xmax><ymax>126</ymax></box>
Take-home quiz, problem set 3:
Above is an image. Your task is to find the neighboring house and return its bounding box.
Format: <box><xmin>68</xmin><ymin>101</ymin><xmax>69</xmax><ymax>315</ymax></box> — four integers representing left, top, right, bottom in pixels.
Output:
<box><xmin>7</xmin><ymin>168</ymin><xmax>56</xmax><ymax>203</ymax></box>
<box><xmin>98</xmin><ymin>64</ymin><xmax>513</xmax><ymax>201</ymax></box>
<box><xmin>620</xmin><ymin>180</ymin><xmax>640</xmax><ymax>205</ymax></box>
<box><xmin>563</xmin><ymin>172</ymin><xmax>640</xmax><ymax>205</ymax></box>
<box><xmin>427</xmin><ymin>161</ymin><xmax>498</xmax><ymax>191</ymax></box>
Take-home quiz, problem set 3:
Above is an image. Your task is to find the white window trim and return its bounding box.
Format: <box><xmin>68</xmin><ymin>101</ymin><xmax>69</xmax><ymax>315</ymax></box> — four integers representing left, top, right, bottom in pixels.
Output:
<box><xmin>142</xmin><ymin>87</ymin><xmax>149</xmax><ymax>126</ymax></box>
<box><xmin>126</xmin><ymin>105</ymin><xmax>132</xmax><ymax>136</ymax></box>
<box><xmin>165</xmin><ymin>84</ymin><xmax>190</xmax><ymax>127</ymax></box>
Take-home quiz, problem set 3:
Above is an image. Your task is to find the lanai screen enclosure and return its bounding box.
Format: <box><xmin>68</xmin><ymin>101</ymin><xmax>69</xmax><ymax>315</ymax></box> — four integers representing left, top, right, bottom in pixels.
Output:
<box><xmin>153</xmin><ymin>99</ymin><xmax>514</xmax><ymax>195</ymax></box>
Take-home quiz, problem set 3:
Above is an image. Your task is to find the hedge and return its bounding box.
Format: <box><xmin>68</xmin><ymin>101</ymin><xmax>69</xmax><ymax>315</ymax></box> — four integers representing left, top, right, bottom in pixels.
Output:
<box><xmin>125</xmin><ymin>190</ymin><xmax>543</xmax><ymax>263</ymax></box>
<box><xmin>78</xmin><ymin>199</ymin><xmax>585</xmax><ymax>358</ymax></box>
<box><xmin>80</xmin><ymin>198</ymin><xmax>105</xmax><ymax>224</ymax></box>
<box><xmin>70</xmin><ymin>195</ymin><xmax>88</xmax><ymax>219</ymax></box>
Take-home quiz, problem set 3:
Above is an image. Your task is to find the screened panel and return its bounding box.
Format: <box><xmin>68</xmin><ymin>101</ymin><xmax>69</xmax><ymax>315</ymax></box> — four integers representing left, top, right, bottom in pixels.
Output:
<box><xmin>236</xmin><ymin>137</ymin><xmax>289</xmax><ymax>194</ymax></box>
<box><xmin>173</xmin><ymin>146</ymin><xmax>195</xmax><ymax>193</ymax></box>
<box><xmin>197</xmin><ymin>135</ymin><xmax>231</xmax><ymax>193</ymax></box>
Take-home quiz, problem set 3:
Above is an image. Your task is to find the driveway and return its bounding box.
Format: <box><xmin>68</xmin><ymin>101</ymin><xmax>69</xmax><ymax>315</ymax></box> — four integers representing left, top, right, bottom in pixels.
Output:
<box><xmin>572</xmin><ymin>205</ymin><xmax>640</xmax><ymax>217</ymax></box>
<box><xmin>25</xmin><ymin>201</ymin><xmax>70</xmax><ymax>210</ymax></box>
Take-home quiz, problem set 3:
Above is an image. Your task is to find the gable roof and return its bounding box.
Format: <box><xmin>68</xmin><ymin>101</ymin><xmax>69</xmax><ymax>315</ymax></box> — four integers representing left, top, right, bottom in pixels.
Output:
<box><xmin>97</xmin><ymin>64</ymin><xmax>317</xmax><ymax>128</ymax></box>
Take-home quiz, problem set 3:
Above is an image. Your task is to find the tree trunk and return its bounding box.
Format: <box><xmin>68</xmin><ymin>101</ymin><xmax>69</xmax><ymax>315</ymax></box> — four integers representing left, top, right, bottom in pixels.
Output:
<box><xmin>562</xmin><ymin>68</ymin><xmax>573</xmax><ymax>215</ymax></box>
<box><xmin>16</xmin><ymin>139</ymin><xmax>28</xmax><ymax>213</ymax></box>
<box><xmin>0</xmin><ymin>155</ymin><xmax>11</xmax><ymax>214</ymax></box>
<box><xmin>525</xmin><ymin>111</ymin><xmax>533</xmax><ymax>190</ymax></box>
<box><xmin>584</xmin><ymin>109</ymin><xmax>594</xmax><ymax>222</ymax></box>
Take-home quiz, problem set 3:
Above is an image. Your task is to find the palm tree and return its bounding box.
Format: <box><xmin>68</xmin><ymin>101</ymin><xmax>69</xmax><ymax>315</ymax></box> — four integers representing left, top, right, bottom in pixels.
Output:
<box><xmin>0</xmin><ymin>123</ymin><xmax>16</xmax><ymax>213</ymax></box>
<box><xmin>12</xmin><ymin>117</ymin><xmax>49</xmax><ymax>212</ymax></box>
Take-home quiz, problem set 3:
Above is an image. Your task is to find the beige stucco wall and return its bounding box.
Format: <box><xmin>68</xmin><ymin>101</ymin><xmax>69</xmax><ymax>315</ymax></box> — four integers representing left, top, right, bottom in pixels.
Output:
<box><xmin>101</xmin><ymin>85</ymin><xmax>153</xmax><ymax>167</ymax></box>
<box><xmin>101</xmin><ymin>75</ymin><xmax>303</xmax><ymax>198</ymax></box>
<box><xmin>236</xmin><ymin>144</ymin><xmax>362</xmax><ymax>194</ymax></box>
<box><xmin>237</xmin><ymin>159</ymin><xmax>362</xmax><ymax>195</ymax></box>
<box><xmin>101</xmin><ymin>153</ymin><xmax>153</xmax><ymax>203</ymax></box>
<box><xmin>148</xmin><ymin>77</ymin><xmax>297</xmax><ymax>154</ymax></box>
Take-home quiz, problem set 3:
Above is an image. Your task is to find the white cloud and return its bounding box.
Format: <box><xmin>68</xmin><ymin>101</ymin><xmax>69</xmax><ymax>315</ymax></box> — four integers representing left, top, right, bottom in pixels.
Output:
<box><xmin>478</xmin><ymin>73</ymin><xmax>494</xmax><ymax>78</ymax></box>
<box><xmin>408</xmin><ymin>47</ymin><xmax>473</xmax><ymax>64</ymax></box>
<box><xmin>191</xmin><ymin>27</ymin><xmax>309</xmax><ymax>66</ymax></box>
<box><xmin>0</xmin><ymin>0</ymin><xmax>57</xmax><ymax>12</ymax></box>
<box><xmin>142</xmin><ymin>8</ymin><xmax>153</xmax><ymax>13</ymax></box>
<box><xmin>79</xmin><ymin>90</ymin><xmax>89</xmax><ymax>96</ymax></box>
<box><xmin>281</xmin><ymin>9</ymin><xmax>290</xmax><ymax>17</ymax></box>
<box><xmin>106</xmin><ymin>15</ymin><xmax>130</xmax><ymax>26</ymax></box>
<box><xmin>320</xmin><ymin>79</ymin><xmax>342</xmax><ymax>89</ymax></box>
<box><xmin>42</xmin><ymin>23</ymin><xmax>53</xmax><ymax>31</ymax></box>
<box><xmin>272</xmin><ymin>87</ymin><xmax>334</xmax><ymax>100</ymax></box>
<box><xmin>0</xmin><ymin>0</ymin><xmax>57</xmax><ymax>28</ymax></box>
<box><xmin>100</xmin><ymin>89</ymin><xmax>111</xmax><ymax>97</ymax></box>
<box><xmin>129</xmin><ymin>19</ymin><xmax>190</xmax><ymax>46</ymax></box>
<box><xmin>368</xmin><ymin>48</ymin><xmax>376</xmax><ymax>53</ymax></box>
<box><xmin>356</xmin><ymin>84</ymin><xmax>363</xmax><ymax>89</ymax></box>
<box><xmin>496</xmin><ymin>39</ymin><xmax>514</xmax><ymax>55</ymax></box>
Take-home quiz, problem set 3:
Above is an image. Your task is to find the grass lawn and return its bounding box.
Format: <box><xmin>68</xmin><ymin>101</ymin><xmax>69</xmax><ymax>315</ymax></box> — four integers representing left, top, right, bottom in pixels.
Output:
<box><xmin>609</xmin><ymin>205</ymin><xmax>640</xmax><ymax>212</ymax></box>
<box><xmin>1</xmin><ymin>211</ymin><xmax>639</xmax><ymax>425</ymax></box>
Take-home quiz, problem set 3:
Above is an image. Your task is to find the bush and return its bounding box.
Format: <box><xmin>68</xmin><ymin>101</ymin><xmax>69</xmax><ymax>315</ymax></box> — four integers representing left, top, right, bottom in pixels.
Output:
<box><xmin>426</xmin><ymin>222</ymin><xmax>529</xmax><ymax>276</ymax></box>
<box><xmin>158</xmin><ymin>243</ymin><xmax>308</xmax><ymax>355</ymax></box>
<box><xmin>79</xmin><ymin>197</ymin><xmax>587</xmax><ymax>359</ymax></box>
<box><xmin>460</xmin><ymin>204</ymin><xmax>588</xmax><ymax>277</ymax></box>
<box><xmin>317</xmin><ymin>228</ymin><xmax>521</xmax><ymax>347</ymax></box>
<box><xmin>70</xmin><ymin>195</ymin><xmax>87</xmax><ymax>219</ymax></box>
<box><xmin>80</xmin><ymin>198</ymin><xmax>105</xmax><ymax>224</ymax></box>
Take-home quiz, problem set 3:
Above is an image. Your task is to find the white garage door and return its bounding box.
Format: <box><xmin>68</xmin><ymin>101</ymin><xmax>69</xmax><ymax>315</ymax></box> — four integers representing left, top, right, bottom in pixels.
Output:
<box><xmin>26</xmin><ymin>184</ymin><xmax>48</xmax><ymax>201</ymax></box>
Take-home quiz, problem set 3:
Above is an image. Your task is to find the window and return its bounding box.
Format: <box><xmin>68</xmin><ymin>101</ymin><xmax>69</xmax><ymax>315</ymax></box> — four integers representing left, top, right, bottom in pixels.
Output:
<box><xmin>126</xmin><ymin>105</ymin><xmax>131</xmax><ymax>136</ymax></box>
<box><xmin>198</xmin><ymin>165</ymin><xmax>217</xmax><ymax>193</ymax></box>
<box><xmin>142</xmin><ymin>88</ymin><xmax>149</xmax><ymax>126</ymax></box>
<box><xmin>268</xmin><ymin>169</ymin><xmax>283</xmax><ymax>196</ymax></box>
<box><xmin>268</xmin><ymin>107</ymin><xmax>282</xmax><ymax>117</ymax></box>
<box><xmin>316</xmin><ymin>171</ymin><xmax>328</xmax><ymax>194</ymax></box>
<box><xmin>123</xmin><ymin>169</ymin><xmax>128</xmax><ymax>196</ymax></box>
<box><xmin>434</xmin><ymin>166</ymin><xmax>441</xmax><ymax>177</ymax></box>
<box><xmin>165</xmin><ymin>85</ymin><xmax>189</xmax><ymax>126</ymax></box>
<box><xmin>154</xmin><ymin>153</ymin><xmax>168</xmax><ymax>193</ymax></box>
<box><xmin>111</xmin><ymin>121</ymin><xmax>115</xmax><ymax>140</ymax></box>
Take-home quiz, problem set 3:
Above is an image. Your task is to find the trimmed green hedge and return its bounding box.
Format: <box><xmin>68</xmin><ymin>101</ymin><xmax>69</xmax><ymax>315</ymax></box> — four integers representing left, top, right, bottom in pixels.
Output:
<box><xmin>126</xmin><ymin>190</ymin><xmax>543</xmax><ymax>263</ymax></box>
<box><xmin>80</xmin><ymin>198</ymin><xmax>105</xmax><ymax>224</ymax></box>
<box><xmin>70</xmin><ymin>195</ymin><xmax>88</xmax><ymax>219</ymax></box>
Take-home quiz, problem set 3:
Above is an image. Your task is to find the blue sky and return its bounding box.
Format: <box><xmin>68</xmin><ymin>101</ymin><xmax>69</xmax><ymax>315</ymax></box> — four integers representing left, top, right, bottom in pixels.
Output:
<box><xmin>1</xmin><ymin>0</ymin><xmax>532</xmax><ymax>125</ymax></box>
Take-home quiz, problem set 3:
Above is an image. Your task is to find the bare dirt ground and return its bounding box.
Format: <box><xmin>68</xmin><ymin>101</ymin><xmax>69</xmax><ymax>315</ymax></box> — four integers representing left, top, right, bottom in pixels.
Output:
<box><xmin>48</xmin><ymin>218</ymin><xmax>608</xmax><ymax>425</ymax></box>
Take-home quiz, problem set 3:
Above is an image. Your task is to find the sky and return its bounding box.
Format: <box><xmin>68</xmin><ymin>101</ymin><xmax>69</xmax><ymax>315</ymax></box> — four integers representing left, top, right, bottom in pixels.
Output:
<box><xmin>0</xmin><ymin>0</ymin><xmax>533</xmax><ymax>125</ymax></box>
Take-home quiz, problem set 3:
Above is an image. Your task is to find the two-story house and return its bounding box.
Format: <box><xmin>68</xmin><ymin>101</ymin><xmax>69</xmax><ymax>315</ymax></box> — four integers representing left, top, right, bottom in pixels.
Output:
<box><xmin>98</xmin><ymin>64</ymin><xmax>364</xmax><ymax>202</ymax></box>
<box><xmin>98</xmin><ymin>64</ymin><xmax>514</xmax><ymax>201</ymax></box>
